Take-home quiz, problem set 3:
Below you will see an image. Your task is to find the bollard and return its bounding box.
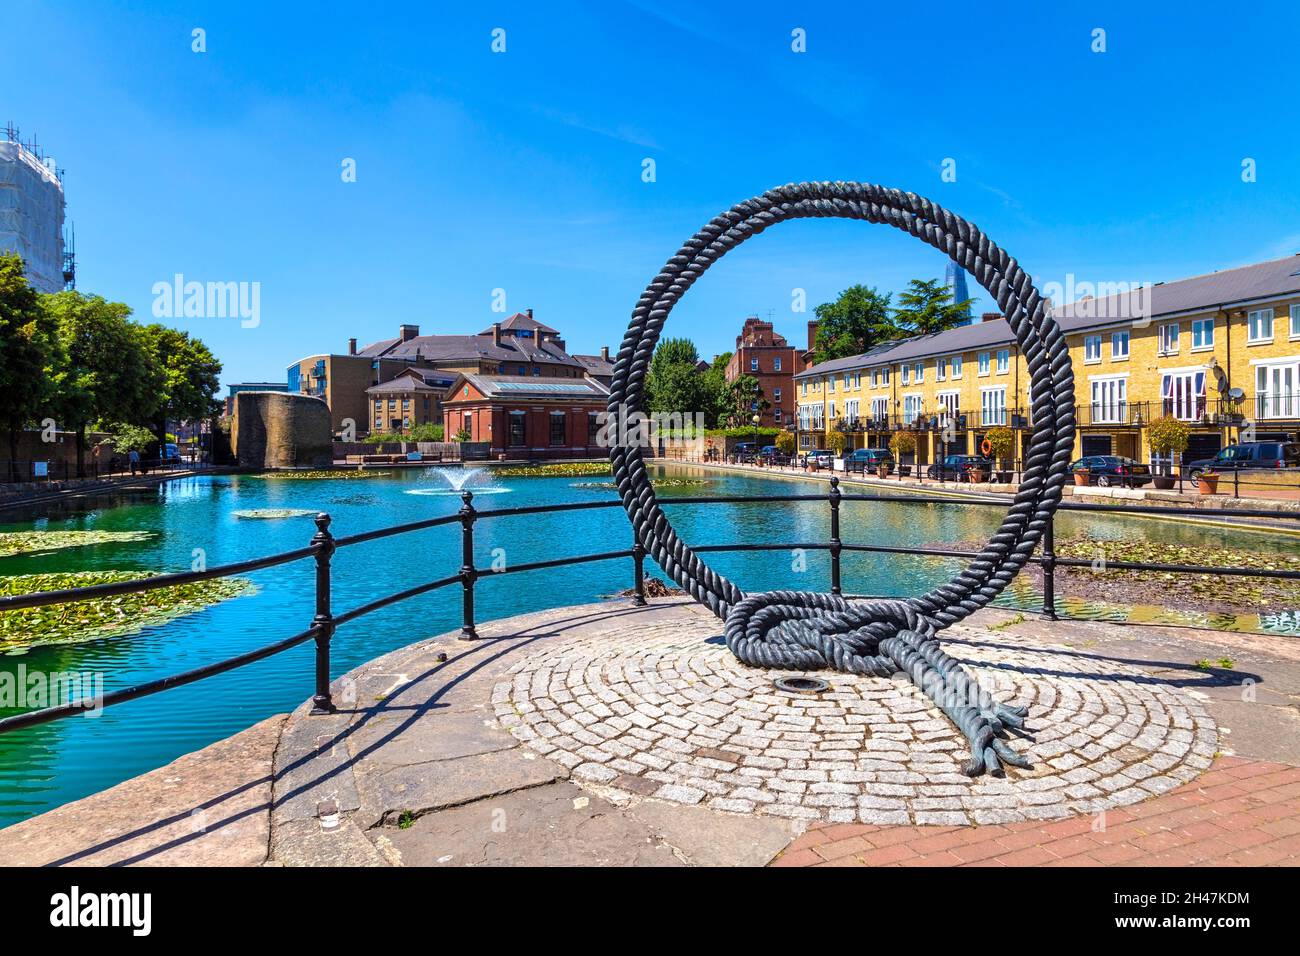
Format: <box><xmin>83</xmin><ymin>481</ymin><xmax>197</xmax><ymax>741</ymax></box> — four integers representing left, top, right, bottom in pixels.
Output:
<box><xmin>459</xmin><ymin>490</ymin><xmax>479</xmax><ymax>639</ymax></box>
<box><xmin>1041</xmin><ymin>513</ymin><xmax>1058</xmax><ymax>621</ymax></box>
<box><xmin>829</xmin><ymin>475</ymin><xmax>842</xmax><ymax>596</ymax></box>
<box><xmin>310</xmin><ymin>513</ymin><xmax>337</xmax><ymax>714</ymax></box>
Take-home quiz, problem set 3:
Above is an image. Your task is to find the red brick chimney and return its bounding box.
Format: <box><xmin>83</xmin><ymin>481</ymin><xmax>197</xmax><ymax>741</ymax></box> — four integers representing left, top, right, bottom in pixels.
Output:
<box><xmin>526</xmin><ymin>308</ymin><xmax>534</xmax><ymax>319</ymax></box>
<box><xmin>399</xmin><ymin>324</ymin><xmax>419</xmax><ymax>342</ymax></box>
<box><xmin>981</xmin><ymin>312</ymin><xmax>1002</xmax><ymax>323</ymax></box>
<box><xmin>807</xmin><ymin>320</ymin><xmax>819</xmax><ymax>351</ymax></box>
<box><xmin>492</xmin><ymin>322</ymin><xmax>502</xmax><ymax>347</ymax></box>
<box><xmin>348</xmin><ymin>337</ymin><xmax>357</xmax><ymax>355</ymax></box>
<box><xmin>600</xmin><ymin>345</ymin><xmax>609</xmax><ymax>362</ymax></box>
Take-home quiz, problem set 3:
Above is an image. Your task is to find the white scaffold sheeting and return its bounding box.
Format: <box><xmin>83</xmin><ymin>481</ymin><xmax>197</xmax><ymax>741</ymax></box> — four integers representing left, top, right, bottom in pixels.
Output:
<box><xmin>0</xmin><ymin>140</ymin><xmax>66</xmax><ymax>293</ymax></box>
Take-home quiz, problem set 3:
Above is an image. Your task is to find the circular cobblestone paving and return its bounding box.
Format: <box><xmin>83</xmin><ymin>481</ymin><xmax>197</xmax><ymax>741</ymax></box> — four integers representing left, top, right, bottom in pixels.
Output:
<box><xmin>491</xmin><ymin>618</ymin><xmax>1218</xmax><ymax>825</ymax></box>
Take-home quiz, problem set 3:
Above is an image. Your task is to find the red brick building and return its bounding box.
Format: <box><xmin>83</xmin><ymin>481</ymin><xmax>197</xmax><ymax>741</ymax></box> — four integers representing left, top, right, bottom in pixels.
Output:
<box><xmin>724</xmin><ymin>316</ymin><xmax>796</xmax><ymax>428</ymax></box>
<box><xmin>442</xmin><ymin>373</ymin><xmax>610</xmax><ymax>458</ymax></box>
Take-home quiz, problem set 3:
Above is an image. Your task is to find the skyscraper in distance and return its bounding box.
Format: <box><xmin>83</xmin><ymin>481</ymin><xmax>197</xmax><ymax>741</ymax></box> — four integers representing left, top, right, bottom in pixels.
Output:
<box><xmin>945</xmin><ymin>259</ymin><xmax>974</xmax><ymax>326</ymax></box>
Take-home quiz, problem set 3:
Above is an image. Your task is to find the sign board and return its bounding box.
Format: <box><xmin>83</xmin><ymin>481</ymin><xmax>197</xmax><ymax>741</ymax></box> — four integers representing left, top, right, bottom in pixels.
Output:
<box><xmin>33</xmin><ymin>461</ymin><xmax>48</xmax><ymax>478</ymax></box>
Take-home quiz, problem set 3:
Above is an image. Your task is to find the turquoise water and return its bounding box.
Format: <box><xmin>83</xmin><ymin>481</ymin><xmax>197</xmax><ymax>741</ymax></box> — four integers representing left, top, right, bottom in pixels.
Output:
<box><xmin>0</xmin><ymin>463</ymin><xmax>1292</xmax><ymax>826</ymax></box>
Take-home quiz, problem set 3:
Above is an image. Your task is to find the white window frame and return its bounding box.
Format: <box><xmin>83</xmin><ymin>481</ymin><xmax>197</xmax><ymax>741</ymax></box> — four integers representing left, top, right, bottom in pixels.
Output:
<box><xmin>870</xmin><ymin>396</ymin><xmax>889</xmax><ymax>421</ymax></box>
<box><xmin>750</xmin><ymin>356</ymin><xmax>759</xmax><ymax>372</ymax></box>
<box><xmin>1247</xmin><ymin>308</ymin><xmax>1274</xmax><ymax>344</ymax></box>
<box><xmin>1252</xmin><ymin>356</ymin><xmax>1300</xmax><ymax>419</ymax></box>
<box><xmin>951</xmin><ymin>355</ymin><xmax>963</xmax><ymax>379</ymax></box>
<box><xmin>1110</xmin><ymin>330</ymin><xmax>1130</xmax><ymax>360</ymax></box>
<box><xmin>1291</xmin><ymin>305</ymin><xmax>1300</xmax><ymax>341</ymax></box>
<box><xmin>1160</xmin><ymin>367</ymin><xmax>1206</xmax><ymax>421</ymax></box>
<box><xmin>902</xmin><ymin>393</ymin><xmax>924</xmax><ymax>423</ymax></box>
<box><xmin>1088</xmin><ymin>374</ymin><xmax>1128</xmax><ymax>424</ymax></box>
<box><xmin>980</xmin><ymin>386</ymin><xmax>1007</xmax><ymax>426</ymax></box>
<box><xmin>936</xmin><ymin>357</ymin><xmax>947</xmax><ymax>381</ymax></box>
<box><xmin>996</xmin><ymin>349</ymin><xmax>1010</xmax><ymax>374</ymax></box>
<box><xmin>1158</xmin><ymin>322</ymin><xmax>1180</xmax><ymax>356</ymax></box>
<box><xmin>901</xmin><ymin>365</ymin><xmax>911</xmax><ymax>385</ymax></box>
<box><xmin>1083</xmin><ymin>335</ymin><xmax>1102</xmax><ymax>364</ymax></box>
<box><xmin>1191</xmin><ymin>318</ymin><xmax>1214</xmax><ymax>351</ymax></box>
<box><xmin>978</xmin><ymin>351</ymin><xmax>991</xmax><ymax>376</ymax></box>
<box><xmin>913</xmin><ymin>362</ymin><xmax>924</xmax><ymax>383</ymax></box>
<box><xmin>936</xmin><ymin>390</ymin><xmax>960</xmax><ymax>422</ymax></box>
<box><xmin>881</xmin><ymin>366</ymin><xmax>891</xmax><ymax>386</ymax></box>
<box><xmin>773</xmin><ymin>356</ymin><xmax>782</xmax><ymax>371</ymax></box>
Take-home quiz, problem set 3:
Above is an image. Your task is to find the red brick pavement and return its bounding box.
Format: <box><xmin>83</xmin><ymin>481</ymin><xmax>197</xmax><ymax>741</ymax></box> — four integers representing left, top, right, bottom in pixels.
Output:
<box><xmin>771</xmin><ymin>757</ymin><xmax>1300</xmax><ymax>867</ymax></box>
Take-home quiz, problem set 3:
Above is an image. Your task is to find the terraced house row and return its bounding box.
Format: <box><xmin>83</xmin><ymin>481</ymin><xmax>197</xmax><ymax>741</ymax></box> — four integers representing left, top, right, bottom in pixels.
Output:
<box><xmin>794</xmin><ymin>255</ymin><xmax>1300</xmax><ymax>466</ymax></box>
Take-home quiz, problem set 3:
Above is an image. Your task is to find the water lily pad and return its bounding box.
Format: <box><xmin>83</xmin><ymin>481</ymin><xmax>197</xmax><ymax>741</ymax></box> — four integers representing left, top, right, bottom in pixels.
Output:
<box><xmin>244</xmin><ymin>470</ymin><xmax>393</xmax><ymax>480</ymax></box>
<box><xmin>0</xmin><ymin>571</ymin><xmax>253</xmax><ymax>651</ymax></box>
<box><xmin>231</xmin><ymin>509</ymin><xmax>319</xmax><ymax>520</ymax></box>
<box><xmin>0</xmin><ymin>530</ymin><xmax>157</xmax><ymax>559</ymax></box>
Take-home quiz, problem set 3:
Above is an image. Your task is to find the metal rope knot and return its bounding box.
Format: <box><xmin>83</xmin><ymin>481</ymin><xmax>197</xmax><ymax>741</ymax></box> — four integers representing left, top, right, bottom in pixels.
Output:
<box><xmin>610</xmin><ymin>181</ymin><xmax>1074</xmax><ymax>777</ymax></box>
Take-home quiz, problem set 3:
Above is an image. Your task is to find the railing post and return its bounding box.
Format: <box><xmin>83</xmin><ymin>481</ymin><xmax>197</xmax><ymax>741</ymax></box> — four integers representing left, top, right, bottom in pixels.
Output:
<box><xmin>631</xmin><ymin>528</ymin><xmax>647</xmax><ymax>606</ymax></box>
<box><xmin>310</xmin><ymin>512</ymin><xmax>336</xmax><ymax>714</ymax></box>
<box><xmin>1041</xmin><ymin>512</ymin><xmax>1058</xmax><ymax>621</ymax></box>
<box><xmin>459</xmin><ymin>490</ymin><xmax>479</xmax><ymax>639</ymax></box>
<box><xmin>829</xmin><ymin>475</ymin><xmax>842</xmax><ymax>596</ymax></box>
<box><xmin>1233</xmin><ymin>462</ymin><xmax>1240</xmax><ymax>498</ymax></box>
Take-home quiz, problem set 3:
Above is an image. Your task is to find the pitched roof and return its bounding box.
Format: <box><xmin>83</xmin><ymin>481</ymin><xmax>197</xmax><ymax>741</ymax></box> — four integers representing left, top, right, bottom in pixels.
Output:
<box><xmin>1053</xmin><ymin>254</ymin><xmax>1300</xmax><ymax>326</ymax></box>
<box><xmin>573</xmin><ymin>353</ymin><xmax>614</xmax><ymax>376</ymax></box>
<box><xmin>450</xmin><ymin>374</ymin><xmax>610</xmax><ymax>402</ymax></box>
<box><xmin>794</xmin><ymin>254</ymin><xmax>1300</xmax><ymax>377</ymax></box>
<box><xmin>357</xmin><ymin>333</ymin><xmax>582</xmax><ymax>367</ymax></box>
<box><xmin>477</xmin><ymin>312</ymin><xmax>560</xmax><ymax>336</ymax></box>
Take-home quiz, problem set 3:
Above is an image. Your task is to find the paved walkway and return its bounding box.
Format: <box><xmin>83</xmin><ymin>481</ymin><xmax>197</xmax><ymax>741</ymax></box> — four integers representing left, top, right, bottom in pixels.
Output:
<box><xmin>3</xmin><ymin>598</ymin><xmax>1298</xmax><ymax>866</ymax></box>
<box><xmin>774</xmin><ymin>756</ymin><xmax>1300</xmax><ymax>866</ymax></box>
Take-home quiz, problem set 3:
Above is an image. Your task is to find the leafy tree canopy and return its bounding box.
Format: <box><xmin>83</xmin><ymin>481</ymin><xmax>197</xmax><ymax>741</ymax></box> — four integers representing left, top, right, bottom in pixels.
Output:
<box><xmin>811</xmin><ymin>285</ymin><xmax>899</xmax><ymax>364</ymax></box>
<box><xmin>893</xmin><ymin>278</ymin><xmax>974</xmax><ymax>336</ymax></box>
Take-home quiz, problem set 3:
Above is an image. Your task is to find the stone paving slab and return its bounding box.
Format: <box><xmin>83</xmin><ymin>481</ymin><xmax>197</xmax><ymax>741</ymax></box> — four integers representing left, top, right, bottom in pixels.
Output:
<box><xmin>772</xmin><ymin>756</ymin><xmax>1300</xmax><ymax>867</ymax></box>
<box><xmin>7</xmin><ymin>595</ymin><xmax>1300</xmax><ymax>867</ymax></box>
<box><xmin>0</xmin><ymin>714</ymin><xmax>284</xmax><ymax>866</ymax></box>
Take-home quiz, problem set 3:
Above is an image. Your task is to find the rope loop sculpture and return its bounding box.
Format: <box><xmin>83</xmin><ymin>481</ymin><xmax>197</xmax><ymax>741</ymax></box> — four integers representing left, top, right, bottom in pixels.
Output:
<box><xmin>607</xmin><ymin>182</ymin><xmax>1075</xmax><ymax>776</ymax></box>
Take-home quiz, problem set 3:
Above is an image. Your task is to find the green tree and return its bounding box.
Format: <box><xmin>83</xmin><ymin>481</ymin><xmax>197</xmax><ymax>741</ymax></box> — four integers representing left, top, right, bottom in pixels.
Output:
<box><xmin>645</xmin><ymin>337</ymin><xmax>705</xmax><ymax>415</ymax></box>
<box><xmin>139</xmin><ymin>324</ymin><xmax>223</xmax><ymax>453</ymax></box>
<box><xmin>100</xmin><ymin>423</ymin><xmax>155</xmax><ymax>454</ymax></box>
<box><xmin>0</xmin><ymin>254</ymin><xmax>60</xmax><ymax>479</ymax></box>
<box><xmin>724</xmin><ymin>374</ymin><xmax>769</xmax><ymax>428</ymax></box>
<box><xmin>698</xmin><ymin>351</ymin><xmax>733</xmax><ymax>427</ymax></box>
<box><xmin>893</xmin><ymin>278</ymin><xmax>974</xmax><ymax>335</ymax></box>
<box><xmin>811</xmin><ymin>285</ymin><xmax>899</xmax><ymax>364</ymax></box>
<box><xmin>44</xmin><ymin>291</ymin><xmax>156</xmax><ymax>476</ymax></box>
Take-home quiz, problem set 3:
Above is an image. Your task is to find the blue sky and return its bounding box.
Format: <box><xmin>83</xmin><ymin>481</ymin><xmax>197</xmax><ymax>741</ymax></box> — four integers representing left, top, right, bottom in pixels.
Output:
<box><xmin>7</xmin><ymin>1</ymin><xmax>1299</xmax><ymax>392</ymax></box>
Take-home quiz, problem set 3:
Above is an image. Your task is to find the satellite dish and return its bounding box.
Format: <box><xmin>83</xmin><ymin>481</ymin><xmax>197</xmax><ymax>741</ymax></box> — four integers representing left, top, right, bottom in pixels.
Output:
<box><xmin>1228</xmin><ymin>387</ymin><xmax>1245</xmax><ymax>400</ymax></box>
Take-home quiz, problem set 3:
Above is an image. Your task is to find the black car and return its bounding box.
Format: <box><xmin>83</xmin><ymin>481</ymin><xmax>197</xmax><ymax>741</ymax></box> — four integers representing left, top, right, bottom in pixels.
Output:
<box><xmin>732</xmin><ymin>441</ymin><xmax>758</xmax><ymax>462</ymax></box>
<box><xmin>1184</xmin><ymin>442</ymin><xmax>1300</xmax><ymax>480</ymax></box>
<box><xmin>926</xmin><ymin>454</ymin><xmax>993</xmax><ymax>481</ymax></box>
<box><xmin>758</xmin><ymin>445</ymin><xmax>790</xmax><ymax>464</ymax></box>
<box><xmin>845</xmin><ymin>447</ymin><xmax>895</xmax><ymax>474</ymax></box>
<box><xmin>1070</xmin><ymin>455</ymin><xmax>1152</xmax><ymax>488</ymax></box>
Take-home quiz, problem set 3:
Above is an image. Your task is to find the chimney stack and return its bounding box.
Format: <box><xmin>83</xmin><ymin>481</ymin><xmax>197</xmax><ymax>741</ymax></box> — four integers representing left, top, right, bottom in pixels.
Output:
<box><xmin>492</xmin><ymin>322</ymin><xmax>502</xmax><ymax>347</ymax></box>
<box><xmin>348</xmin><ymin>337</ymin><xmax>357</xmax><ymax>355</ymax></box>
<box><xmin>981</xmin><ymin>312</ymin><xmax>1002</xmax><ymax>323</ymax></box>
<box><xmin>399</xmin><ymin>324</ymin><xmax>419</xmax><ymax>342</ymax></box>
<box><xmin>526</xmin><ymin>308</ymin><xmax>534</xmax><ymax>319</ymax></box>
<box><xmin>807</xmin><ymin>320</ymin><xmax>819</xmax><ymax>352</ymax></box>
<box><xmin>600</xmin><ymin>345</ymin><xmax>609</xmax><ymax>362</ymax></box>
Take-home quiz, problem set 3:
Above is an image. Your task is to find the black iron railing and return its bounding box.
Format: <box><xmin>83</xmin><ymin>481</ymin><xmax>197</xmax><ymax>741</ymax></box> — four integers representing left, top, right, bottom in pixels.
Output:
<box><xmin>2</xmin><ymin>479</ymin><xmax>1299</xmax><ymax>736</ymax></box>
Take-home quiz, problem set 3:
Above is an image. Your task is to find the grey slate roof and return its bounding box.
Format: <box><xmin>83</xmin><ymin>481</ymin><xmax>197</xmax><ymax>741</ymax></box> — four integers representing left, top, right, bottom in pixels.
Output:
<box><xmin>795</xmin><ymin>254</ymin><xmax>1300</xmax><ymax>378</ymax></box>
<box><xmin>476</xmin><ymin>312</ymin><xmax>560</xmax><ymax>336</ymax></box>
<box><xmin>573</xmin><ymin>354</ymin><xmax>614</xmax><ymax>377</ymax></box>
<box><xmin>358</xmin><ymin>333</ymin><xmax>582</xmax><ymax>368</ymax></box>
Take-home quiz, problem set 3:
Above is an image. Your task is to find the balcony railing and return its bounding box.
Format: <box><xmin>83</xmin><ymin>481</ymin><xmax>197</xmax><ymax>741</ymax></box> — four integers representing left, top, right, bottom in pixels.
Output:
<box><xmin>1256</xmin><ymin>393</ymin><xmax>1300</xmax><ymax>421</ymax></box>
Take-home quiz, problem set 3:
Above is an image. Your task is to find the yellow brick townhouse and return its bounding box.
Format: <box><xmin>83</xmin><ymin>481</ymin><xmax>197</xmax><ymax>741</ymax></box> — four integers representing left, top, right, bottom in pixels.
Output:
<box><xmin>794</xmin><ymin>255</ymin><xmax>1300</xmax><ymax>467</ymax></box>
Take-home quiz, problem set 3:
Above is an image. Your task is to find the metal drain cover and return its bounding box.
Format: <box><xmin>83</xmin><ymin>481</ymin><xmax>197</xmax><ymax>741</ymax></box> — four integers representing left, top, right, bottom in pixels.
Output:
<box><xmin>773</xmin><ymin>676</ymin><xmax>830</xmax><ymax>694</ymax></box>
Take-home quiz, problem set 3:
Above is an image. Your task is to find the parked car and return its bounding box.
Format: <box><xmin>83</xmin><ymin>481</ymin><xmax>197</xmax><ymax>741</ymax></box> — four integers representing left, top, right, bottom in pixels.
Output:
<box><xmin>926</xmin><ymin>454</ymin><xmax>993</xmax><ymax>481</ymax></box>
<box><xmin>1069</xmin><ymin>455</ymin><xmax>1152</xmax><ymax>487</ymax></box>
<box><xmin>757</xmin><ymin>445</ymin><xmax>790</xmax><ymax>464</ymax></box>
<box><xmin>845</xmin><ymin>447</ymin><xmax>895</xmax><ymax>474</ymax></box>
<box><xmin>162</xmin><ymin>442</ymin><xmax>181</xmax><ymax>464</ymax></box>
<box><xmin>1184</xmin><ymin>442</ymin><xmax>1300</xmax><ymax>480</ymax></box>
<box><xmin>732</xmin><ymin>441</ymin><xmax>758</xmax><ymax>462</ymax></box>
<box><xmin>802</xmin><ymin>449</ymin><xmax>835</xmax><ymax>469</ymax></box>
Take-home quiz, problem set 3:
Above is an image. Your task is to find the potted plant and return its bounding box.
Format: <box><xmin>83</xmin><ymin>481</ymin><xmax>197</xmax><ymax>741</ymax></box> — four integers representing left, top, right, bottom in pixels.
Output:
<box><xmin>889</xmin><ymin>431</ymin><xmax>916</xmax><ymax>478</ymax></box>
<box><xmin>1073</xmin><ymin>466</ymin><xmax>1091</xmax><ymax>487</ymax></box>
<box><xmin>968</xmin><ymin>462</ymin><xmax>988</xmax><ymax>483</ymax></box>
<box><xmin>1147</xmin><ymin>415</ymin><xmax>1189</xmax><ymax>490</ymax></box>
<box><xmin>984</xmin><ymin>426</ymin><xmax>1016</xmax><ymax>482</ymax></box>
<box><xmin>1197</xmin><ymin>469</ymin><xmax>1220</xmax><ymax>495</ymax></box>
